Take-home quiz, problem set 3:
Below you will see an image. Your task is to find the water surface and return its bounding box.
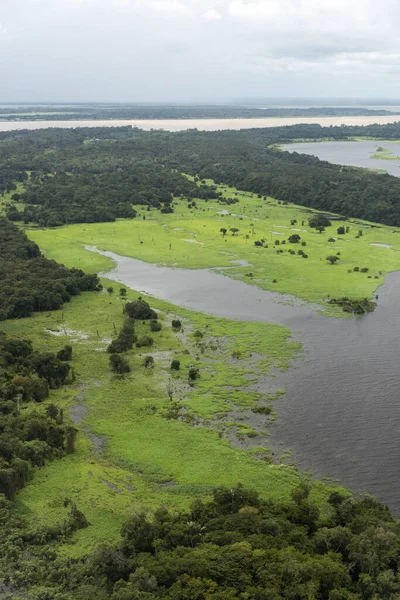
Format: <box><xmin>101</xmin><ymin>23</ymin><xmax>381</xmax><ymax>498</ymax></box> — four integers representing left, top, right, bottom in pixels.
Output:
<box><xmin>1</xmin><ymin>115</ymin><xmax>400</xmax><ymax>133</ymax></box>
<box><xmin>283</xmin><ymin>140</ymin><xmax>400</xmax><ymax>177</ymax></box>
<box><xmin>90</xmin><ymin>247</ymin><xmax>400</xmax><ymax>513</ymax></box>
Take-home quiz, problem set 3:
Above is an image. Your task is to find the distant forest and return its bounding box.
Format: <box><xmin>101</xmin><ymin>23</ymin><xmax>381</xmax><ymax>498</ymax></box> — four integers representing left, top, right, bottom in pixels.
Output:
<box><xmin>0</xmin><ymin>103</ymin><xmax>393</xmax><ymax>121</ymax></box>
<box><xmin>3</xmin><ymin>121</ymin><xmax>400</xmax><ymax>226</ymax></box>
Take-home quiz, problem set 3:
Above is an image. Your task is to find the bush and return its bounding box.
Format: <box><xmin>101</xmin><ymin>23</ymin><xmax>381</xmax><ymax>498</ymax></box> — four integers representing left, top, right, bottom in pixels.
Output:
<box><xmin>57</xmin><ymin>345</ymin><xmax>72</xmax><ymax>361</ymax></box>
<box><xmin>360</xmin><ymin>267</ymin><xmax>369</xmax><ymax>273</ymax></box>
<box><xmin>188</xmin><ymin>368</ymin><xmax>200</xmax><ymax>381</ymax></box>
<box><xmin>232</xmin><ymin>350</ymin><xmax>242</xmax><ymax>359</ymax></box>
<box><xmin>109</xmin><ymin>354</ymin><xmax>130</xmax><ymax>374</ymax></box>
<box><xmin>143</xmin><ymin>355</ymin><xmax>154</xmax><ymax>368</ymax></box>
<box><xmin>171</xmin><ymin>360</ymin><xmax>180</xmax><ymax>371</ymax></box>
<box><xmin>124</xmin><ymin>298</ymin><xmax>157</xmax><ymax>320</ymax></box>
<box><xmin>136</xmin><ymin>335</ymin><xmax>154</xmax><ymax>348</ymax></box>
<box><xmin>288</xmin><ymin>234</ymin><xmax>301</xmax><ymax>243</ymax></box>
<box><xmin>150</xmin><ymin>320</ymin><xmax>162</xmax><ymax>332</ymax></box>
<box><xmin>171</xmin><ymin>319</ymin><xmax>182</xmax><ymax>329</ymax></box>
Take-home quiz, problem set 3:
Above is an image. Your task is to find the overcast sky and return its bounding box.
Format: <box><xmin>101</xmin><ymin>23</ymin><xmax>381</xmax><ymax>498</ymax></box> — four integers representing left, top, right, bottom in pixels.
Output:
<box><xmin>1</xmin><ymin>0</ymin><xmax>400</xmax><ymax>102</ymax></box>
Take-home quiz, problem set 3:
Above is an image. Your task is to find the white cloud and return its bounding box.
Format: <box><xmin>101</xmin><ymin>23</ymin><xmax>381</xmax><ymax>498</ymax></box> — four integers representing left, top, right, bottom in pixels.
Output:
<box><xmin>1</xmin><ymin>0</ymin><xmax>400</xmax><ymax>100</ymax></box>
<box><xmin>203</xmin><ymin>8</ymin><xmax>222</xmax><ymax>20</ymax></box>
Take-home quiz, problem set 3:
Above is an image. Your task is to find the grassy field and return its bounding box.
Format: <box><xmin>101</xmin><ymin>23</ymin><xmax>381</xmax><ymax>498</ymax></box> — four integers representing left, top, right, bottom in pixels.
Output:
<box><xmin>27</xmin><ymin>180</ymin><xmax>400</xmax><ymax>311</ymax></box>
<box><xmin>4</xmin><ymin>282</ymin><xmax>339</xmax><ymax>557</ymax></box>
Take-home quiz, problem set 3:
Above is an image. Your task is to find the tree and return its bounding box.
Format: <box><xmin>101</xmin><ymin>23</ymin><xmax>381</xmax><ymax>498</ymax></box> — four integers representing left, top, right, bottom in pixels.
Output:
<box><xmin>288</xmin><ymin>234</ymin><xmax>301</xmax><ymax>243</ymax></box>
<box><xmin>230</xmin><ymin>228</ymin><xmax>239</xmax><ymax>236</ymax></box>
<box><xmin>109</xmin><ymin>354</ymin><xmax>131</xmax><ymax>374</ymax></box>
<box><xmin>337</xmin><ymin>226</ymin><xmax>345</xmax><ymax>235</ymax></box>
<box><xmin>106</xmin><ymin>286</ymin><xmax>114</xmax><ymax>294</ymax></box>
<box><xmin>172</xmin><ymin>319</ymin><xmax>182</xmax><ymax>329</ymax></box>
<box><xmin>316</xmin><ymin>225</ymin><xmax>325</xmax><ymax>233</ymax></box>
<box><xmin>220</xmin><ymin>228</ymin><xmax>227</xmax><ymax>236</ymax></box>
<box><xmin>119</xmin><ymin>288</ymin><xmax>127</xmax><ymax>297</ymax></box>
<box><xmin>326</xmin><ymin>255</ymin><xmax>339</xmax><ymax>264</ymax></box>
<box><xmin>308</xmin><ymin>214</ymin><xmax>331</xmax><ymax>228</ymax></box>
<box><xmin>124</xmin><ymin>299</ymin><xmax>157</xmax><ymax>320</ymax></box>
<box><xmin>171</xmin><ymin>360</ymin><xmax>180</xmax><ymax>371</ymax></box>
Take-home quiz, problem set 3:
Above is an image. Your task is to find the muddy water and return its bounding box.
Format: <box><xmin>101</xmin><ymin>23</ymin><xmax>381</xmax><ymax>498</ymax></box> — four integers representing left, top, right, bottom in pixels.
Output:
<box><xmin>283</xmin><ymin>140</ymin><xmax>400</xmax><ymax>178</ymax></box>
<box><xmin>90</xmin><ymin>247</ymin><xmax>400</xmax><ymax>512</ymax></box>
<box><xmin>1</xmin><ymin>115</ymin><xmax>400</xmax><ymax>133</ymax></box>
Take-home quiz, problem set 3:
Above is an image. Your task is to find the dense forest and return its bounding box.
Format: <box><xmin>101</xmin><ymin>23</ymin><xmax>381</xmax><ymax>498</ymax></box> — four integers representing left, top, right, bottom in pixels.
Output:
<box><xmin>2</xmin><ymin>483</ymin><xmax>400</xmax><ymax>599</ymax></box>
<box><xmin>0</xmin><ymin>218</ymin><xmax>101</xmax><ymax>320</ymax></box>
<box><xmin>0</xmin><ymin>103</ymin><xmax>392</xmax><ymax>121</ymax></box>
<box><xmin>3</xmin><ymin>121</ymin><xmax>400</xmax><ymax>226</ymax></box>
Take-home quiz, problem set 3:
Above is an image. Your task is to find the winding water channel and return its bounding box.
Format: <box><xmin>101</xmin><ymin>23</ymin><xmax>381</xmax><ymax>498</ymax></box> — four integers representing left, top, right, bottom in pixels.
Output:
<box><xmin>89</xmin><ymin>247</ymin><xmax>400</xmax><ymax>513</ymax></box>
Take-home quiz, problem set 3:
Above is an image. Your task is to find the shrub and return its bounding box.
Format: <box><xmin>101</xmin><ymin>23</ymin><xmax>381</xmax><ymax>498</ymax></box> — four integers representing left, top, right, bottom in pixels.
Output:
<box><xmin>171</xmin><ymin>319</ymin><xmax>182</xmax><ymax>329</ymax></box>
<box><xmin>109</xmin><ymin>354</ymin><xmax>130</xmax><ymax>374</ymax></box>
<box><xmin>171</xmin><ymin>360</ymin><xmax>180</xmax><ymax>371</ymax></box>
<box><xmin>150</xmin><ymin>320</ymin><xmax>162</xmax><ymax>332</ymax></box>
<box><xmin>188</xmin><ymin>368</ymin><xmax>200</xmax><ymax>381</ymax></box>
<box><xmin>136</xmin><ymin>335</ymin><xmax>154</xmax><ymax>348</ymax></box>
<box><xmin>301</xmin><ymin>241</ymin><xmax>307</xmax><ymax>246</ymax></box>
<box><xmin>232</xmin><ymin>350</ymin><xmax>242</xmax><ymax>359</ymax></box>
<box><xmin>57</xmin><ymin>345</ymin><xmax>72</xmax><ymax>361</ymax></box>
<box><xmin>288</xmin><ymin>234</ymin><xmax>301</xmax><ymax>243</ymax></box>
<box><xmin>360</xmin><ymin>267</ymin><xmax>369</xmax><ymax>273</ymax></box>
<box><xmin>143</xmin><ymin>356</ymin><xmax>154</xmax><ymax>368</ymax></box>
<box><xmin>124</xmin><ymin>299</ymin><xmax>157</xmax><ymax>320</ymax></box>
<box><xmin>353</xmin><ymin>266</ymin><xmax>360</xmax><ymax>272</ymax></box>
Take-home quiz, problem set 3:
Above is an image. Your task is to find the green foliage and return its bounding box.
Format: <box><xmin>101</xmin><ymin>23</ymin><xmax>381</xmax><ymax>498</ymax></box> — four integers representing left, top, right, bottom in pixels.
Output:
<box><xmin>150</xmin><ymin>320</ymin><xmax>162</xmax><ymax>332</ymax></box>
<box><xmin>288</xmin><ymin>233</ymin><xmax>301</xmax><ymax>243</ymax></box>
<box><xmin>2</xmin><ymin>484</ymin><xmax>399</xmax><ymax>599</ymax></box>
<box><xmin>124</xmin><ymin>299</ymin><xmax>157</xmax><ymax>320</ymax></box>
<box><xmin>107</xmin><ymin>319</ymin><xmax>136</xmax><ymax>353</ymax></box>
<box><xmin>57</xmin><ymin>344</ymin><xmax>72</xmax><ymax>361</ymax></box>
<box><xmin>109</xmin><ymin>354</ymin><xmax>131</xmax><ymax>375</ymax></box>
<box><xmin>170</xmin><ymin>359</ymin><xmax>180</xmax><ymax>371</ymax></box>
<box><xmin>0</xmin><ymin>218</ymin><xmax>101</xmax><ymax>321</ymax></box>
<box><xmin>188</xmin><ymin>367</ymin><xmax>200</xmax><ymax>381</ymax></box>
<box><xmin>326</xmin><ymin>255</ymin><xmax>340</xmax><ymax>264</ymax></box>
<box><xmin>328</xmin><ymin>297</ymin><xmax>376</xmax><ymax>314</ymax></box>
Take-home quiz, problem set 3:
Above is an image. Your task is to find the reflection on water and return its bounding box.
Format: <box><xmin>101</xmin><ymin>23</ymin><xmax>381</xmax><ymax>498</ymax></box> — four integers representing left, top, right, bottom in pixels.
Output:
<box><xmin>90</xmin><ymin>247</ymin><xmax>400</xmax><ymax>513</ymax></box>
<box><xmin>283</xmin><ymin>140</ymin><xmax>400</xmax><ymax>178</ymax></box>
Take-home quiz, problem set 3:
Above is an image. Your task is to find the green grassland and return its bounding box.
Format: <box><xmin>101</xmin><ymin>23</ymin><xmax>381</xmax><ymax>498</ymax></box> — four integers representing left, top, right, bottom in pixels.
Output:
<box><xmin>27</xmin><ymin>180</ymin><xmax>400</xmax><ymax>311</ymax></box>
<box><xmin>3</xmin><ymin>283</ymin><xmax>339</xmax><ymax>557</ymax></box>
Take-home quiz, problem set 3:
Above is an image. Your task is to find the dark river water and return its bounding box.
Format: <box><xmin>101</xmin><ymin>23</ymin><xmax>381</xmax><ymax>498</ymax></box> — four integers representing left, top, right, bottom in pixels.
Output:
<box><xmin>283</xmin><ymin>140</ymin><xmax>400</xmax><ymax>178</ymax></box>
<box><xmin>89</xmin><ymin>247</ymin><xmax>400</xmax><ymax>513</ymax></box>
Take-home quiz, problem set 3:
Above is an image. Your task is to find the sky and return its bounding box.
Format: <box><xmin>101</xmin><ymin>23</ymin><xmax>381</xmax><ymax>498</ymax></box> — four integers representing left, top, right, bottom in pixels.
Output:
<box><xmin>1</xmin><ymin>0</ymin><xmax>400</xmax><ymax>103</ymax></box>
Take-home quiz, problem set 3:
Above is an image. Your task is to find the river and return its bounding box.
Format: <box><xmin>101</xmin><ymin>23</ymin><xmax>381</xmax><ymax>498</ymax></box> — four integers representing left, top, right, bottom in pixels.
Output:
<box><xmin>0</xmin><ymin>114</ymin><xmax>400</xmax><ymax>133</ymax></box>
<box><xmin>283</xmin><ymin>140</ymin><xmax>400</xmax><ymax>177</ymax></box>
<box><xmin>89</xmin><ymin>247</ymin><xmax>400</xmax><ymax>513</ymax></box>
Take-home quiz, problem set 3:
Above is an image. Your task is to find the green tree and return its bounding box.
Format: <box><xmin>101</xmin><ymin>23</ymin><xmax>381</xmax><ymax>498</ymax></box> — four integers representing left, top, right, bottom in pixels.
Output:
<box><xmin>326</xmin><ymin>255</ymin><xmax>339</xmax><ymax>264</ymax></box>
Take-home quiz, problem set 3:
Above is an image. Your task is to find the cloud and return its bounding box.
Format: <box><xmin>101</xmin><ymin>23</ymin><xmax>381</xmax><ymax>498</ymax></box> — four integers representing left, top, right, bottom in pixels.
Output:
<box><xmin>1</xmin><ymin>0</ymin><xmax>400</xmax><ymax>100</ymax></box>
<box><xmin>203</xmin><ymin>8</ymin><xmax>222</xmax><ymax>20</ymax></box>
